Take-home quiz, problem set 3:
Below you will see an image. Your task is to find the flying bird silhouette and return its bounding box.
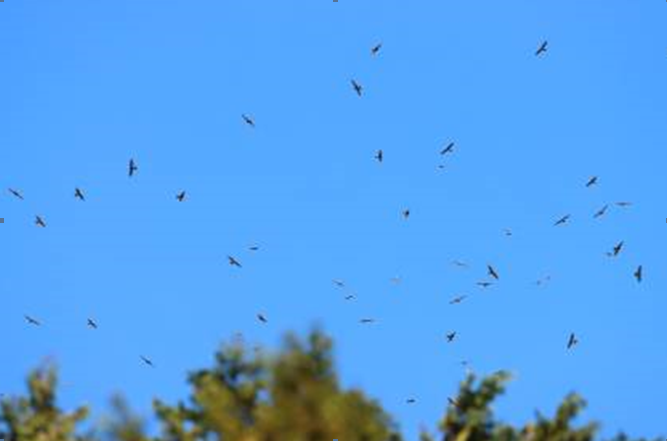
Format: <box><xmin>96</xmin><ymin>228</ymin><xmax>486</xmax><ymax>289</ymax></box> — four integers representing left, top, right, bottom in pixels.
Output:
<box><xmin>585</xmin><ymin>176</ymin><xmax>598</xmax><ymax>187</ymax></box>
<box><xmin>332</xmin><ymin>279</ymin><xmax>345</xmax><ymax>288</ymax></box>
<box><xmin>35</xmin><ymin>216</ymin><xmax>46</xmax><ymax>228</ymax></box>
<box><xmin>634</xmin><ymin>265</ymin><xmax>642</xmax><ymax>283</ymax></box>
<box><xmin>140</xmin><ymin>356</ymin><xmax>154</xmax><ymax>367</ymax></box>
<box><xmin>447</xmin><ymin>397</ymin><xmax>459</xmax><ymax>407</ymax></box>
<box><xmin>615</xmin><ymin>201</ymin><xmax>633</xmax><ymax>207</ymax></box>
<box><xmin>535</xmin><ymin>275</ymin><xmax>552</xmax><ymax>286</ymax></box>
<box><xmin>607</xmin><ymin>241</ymin><xmax>624</xmax><ymax>257</ymax></box>
<box><xmin>176</xmin><ymin>191</ymin><xmax>186</xmax><ymax>202</ymax></box>
<box><xmin>446</xmin><ymin>332</ymin><xmax>457</xmax><ymax>343</ymax></box>
<box><xmin>257</xmin><ymin>313</ymin><xmax>268</xmax><ymax>324</ymax></box>
<box><xmin>487</xmin><ymin>265</ymin><xmax>500</xmax><ymax>280</ymax></box>
<box><xmin>593</xmin><ymin>204</ymin><xmax>609</xmax><ymax>219</ymax></box>
<box><xmin>242</xmin><ymin>114</ymin><xmax>255</xmax><ymax>127</ymax></box>
<box><xmin>405</xmin><ymin>398</ymin><xmax>416</xmax><ymax>404</ymax></box>
<box><xmin>535</xmin><ymin>40</ymin><xmax>548</xmax><ymax>56</ymax></box>
<box><xmin>74</xmin><ymin>188</ymin><xmax>85</xmax><ymax>201</ymax></box>
<box><xmin>440</xmin><ymin>142</ymin><xmax>455</xmax><ymax>155</ymax></box>
<box><xmin>375</xmin><ymin>149</ymin><xmax>383</xmax><ymax>163</ymax></box>
<box><xmin>128</xmin><ymin>159</ymin><xmax>138</xmax><ymax>177</ymax></box>
<box><xmin>477</xmin><ymin>281</ymin><xmax>493</xmax><ymax>288</ymax></box>
<box><xmin>351</xmin><ymin>79</ymin><xmax>363</xmax><ymax>97</ymax></box>
<box><xmin>554</xmin><ymin>214</ymin><xmax>570</xmax><ymax>226</ymax></box>
<box><xmin>402</xmin><ymin>209</ymin><xmax>410</xmax><ymax>219</ymax></box>
<box><xmin>360</xmin><ymin>318</ymin><xmax>376</xmax><ymax>324</ymax></box>
<box><xmin>451</xmin><ymin>260</ymin><xmax>469</xmax><ymax>268</ymax></box>
<box><xmin>8</xmin><ymin>188</ymin><xmax>24</xmax><ymax>200</ymax></box>
<box><xmin>371</xmin><ymin>42</ymin><xmax>382</xmax><ymax>55</ymax></box>
<box><xmin>227</xmin><ymin>256</ymin><xmax>242</xmax><ymax>268</ymax></box>
<box><xmin>87</xmin><ymin>318</ymin><xmax>98</xmax><ymax>329</ymax></box>
<box><xmin>344</xmin><ymin>294</ymin><xmax>355</xmax><ymax>301</ymax></box>
<box><xmin>567</xmin><ymin>333</ymin><xmax>578</xmax><ymax>349</ymax></box>
<box><xmin>449</xmin><ymin>295</ymin><xmax>467</xmax><ymax>305</ymax></box>
<box><xmin>503</xmin><ymin>228</ymin><xmax>513</xmax><ymax>237</ymax></box>
<box><xmin>24</xmin><ymin>315</ymin><xmax>41</xmax><ymax>326</ymax></box>
<box><xmin>248</xmin><ymin>245</ymin><xmax>259</xmax><ymax>251</ymax></box>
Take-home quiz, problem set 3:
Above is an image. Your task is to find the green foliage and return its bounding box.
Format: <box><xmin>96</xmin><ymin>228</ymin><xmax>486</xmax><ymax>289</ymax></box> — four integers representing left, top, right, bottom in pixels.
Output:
<box><xmin>0</xmin><ymin>331</ymin><xmax>660</xmax><ymax>441</ymax></box>
<box><xmin>0</xmin><ymin>365</ymin><xmax>89</xmax><ymax>441</ymax></box>
<box><xmin>420</xmin><ymin>373</ymin><xmax>602</xmax><ymax>441</ymax></box>
<box><xmin>151</xmin><ymin>330</ymin><xmax>400</xmax><ymax>441</ymax></box>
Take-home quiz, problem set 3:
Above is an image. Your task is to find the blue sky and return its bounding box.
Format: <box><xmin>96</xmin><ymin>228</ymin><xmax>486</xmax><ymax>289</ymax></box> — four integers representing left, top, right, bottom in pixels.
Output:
<box><xmin>1</xmin><ymin>0</ymin><xmax>666</xmax><ymax>438</ymax></box>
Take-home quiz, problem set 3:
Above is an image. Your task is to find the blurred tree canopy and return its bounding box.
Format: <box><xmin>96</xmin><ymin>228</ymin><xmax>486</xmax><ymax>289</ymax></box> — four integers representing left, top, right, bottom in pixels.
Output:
<box><xmin>0</xmin><ymin>330</ymin><xmax>659</xmax><ymax>441</ymax></box>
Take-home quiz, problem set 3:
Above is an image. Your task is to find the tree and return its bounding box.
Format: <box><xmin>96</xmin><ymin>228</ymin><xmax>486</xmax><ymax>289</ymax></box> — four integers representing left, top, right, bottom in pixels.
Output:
<box><xmin>0</xmin><ymin>330</ymin><xmax>660</xmax><ymax>441</ymax></box>
<box><xmin>0</xmin><ymin>366</ymin><xmax>89</xmax><ymax>441</ymax></box>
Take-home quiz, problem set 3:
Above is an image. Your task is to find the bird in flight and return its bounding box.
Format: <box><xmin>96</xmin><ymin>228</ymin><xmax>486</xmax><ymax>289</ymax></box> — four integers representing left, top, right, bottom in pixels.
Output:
<box><xmin>503</xmin><ymin>228</ymin><xmax>513</xmax><ymax>237</ymax></box>
<box><xmin>257</xmin><ymin>313</ymin><xmax>268</xmax><ymax>324</ymax></box>
<box><xmin>593</xmin><ymin>204</ymin><xmax>609</xmax><ymax>219</ymax></box>
<box><xmin>140</xmin><ymin>356</ymin><xmax>155</xmax><ymax>367</ymax></box>
<box><xmin>24</xmin><ymin>315</ymin><xmax>41</xmax><ymax>326</ymax></box>
<box><xmin>446</xmin><ymin>332</ymin><xmax>457</xmax><ymax>343</ymax></box>
<box><xmin>87</xmin><ymin>318</ymin><xmax>98</xmax><ymax>329</ymax></box>
<box><xmin>360</xmin><ymin>318</ymin><xmax>376</xmax><ymax>324</ymax></box>
<box><xmin>554</xmin><ymin>214</ymin><xmax>570</xmax><ymax>226</ymax></box>
<box><xmin>567</xmin><ymin>333</ymin><xmax>578</xmax><ymax>349</ymax></box>
<box><xmin>248</xmin><ymin>245</ymin><xmax>259</xmax><ymax>252</ymax></box>
<box><xmin>128</xmin><ymin>158</ymin><xmax>139</xmax><ymax>177</ymax></box>
<box><xmin>615</xmin><ymin>201</ymin><xmax>633</xmax><ymax>207</ymax></box>
<box><xmin>8</xmin><ymin>188</ymin><xmax>24</xmax><ymax>200</ymax></box>
<box><xmin>607</xmin><ymin>241</ymin><xmax>624</xmax><ymax>257</ymax></box>
<box><xmin>227</xmin><ymin>256</ymin><xmax>242</xmax><ymax>268</ymax></box>
<box><xmin>535</xmin><ymin>40</ymin><xmax>548</xmax><ymax>56</ymax></box>
<box><xmin>447</xmin><ymin>397</ymin><xmax>459</xmax><ymax>408</ymax></box>
<box><xmin>585</xmin><ymin>176</ymin><xmax>598</xmax><ymax>187</ymax></box>
<box><xmin>332</xmin><ymin>279</ymin><xmax>345</xmax><ymax>288</ymax></box>
<box><xmin>74</xmin><ymin>188</ymin><xmax>85</xmax><ymax>201</ymax></box>
<box><xmin>402</xmin><ymin>209</ymin><xmax>410</xmax><ymax>219</ymax></box>
<box><xmin>405</xmin><ymin>398</ymin><xmax>416</xmax><ymax>404</ymax></box>
<box><xmin>35</xmin><ymin>216</ymin><xmax>46</xmax><ymax>228</ymax></box>
<box><xmin>634</xmin><ymin>265</ymin><xmax>643</xmax><ymax>283</ymax></box>
<box><xmin>449</xmin><ymin>295</ymin><xmax>467</xmax><ymax>305</ymax></box>
<box><xmin>451</xmin><ymin>260</ymin><xmax>469</xmax><ymax>268</ymax></box>
<box><xmin>242</xmin><ymin>114</ymin><xmax>255</xmax><ymax>128</ymax></box>
<box><xmin>176</xmin><ymin>191</ymin><xmax>186</xmax><ymax>202</ymax></box>
<box><xmin>440</xmin><ymin>142</ymin><xmax>455</xmax><ymax>155</ymax></box>
<box><xmin>128</xmin><ymin>159</ymin><xmax>138</xmax><ymax>177</ymax></box>
<box><xmin>477</xmin><ymin>281</ymin><xmax>493</xmax><ymax>288</ymax></box>
<box><xmin>371</xmin><ymin>42</ymin><xmax>382</xmax><ymax>55</ymax></box>
<box><xmin>351</xmin><ymin>79</ymin><xmax>363</xmax><ymax>97</ymax></box>
<box><xmin>375</xmin><ymin>149</ymin><xmax>383</xmax><ymax>163</ymax></box>
<box><xmin>535</xmin><ymin>275</ymin><xmax>552</xmax><ymax>286</ymax></box>
<box><xmin>487</xmin><ymin>265</ymin><xmax>500</xmax><ymax>280</ymax></box>
<box><xmin>344</xmin><ymin>294</ymin><xmax>355</xmax><ymax>301</ymax></box>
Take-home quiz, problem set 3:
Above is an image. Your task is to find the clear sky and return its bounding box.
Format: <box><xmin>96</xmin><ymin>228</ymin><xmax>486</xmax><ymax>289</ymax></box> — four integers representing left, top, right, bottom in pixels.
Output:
<box><xmin>1</xmin><ymin>0</ymin><xmax>666</xmax><ymax>438</ymax></box>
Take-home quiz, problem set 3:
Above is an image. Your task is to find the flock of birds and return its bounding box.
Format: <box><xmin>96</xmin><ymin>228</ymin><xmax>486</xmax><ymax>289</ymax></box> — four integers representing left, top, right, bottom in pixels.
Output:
<box><xmin>345</xmin><ymin>41</ymin><xmax>642</xmax><ymax>362</ymax></box>
<box><xmin>7</xmin><ymin>39</ymin><xmax>646</xmax><ymax>389</ymax></box>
